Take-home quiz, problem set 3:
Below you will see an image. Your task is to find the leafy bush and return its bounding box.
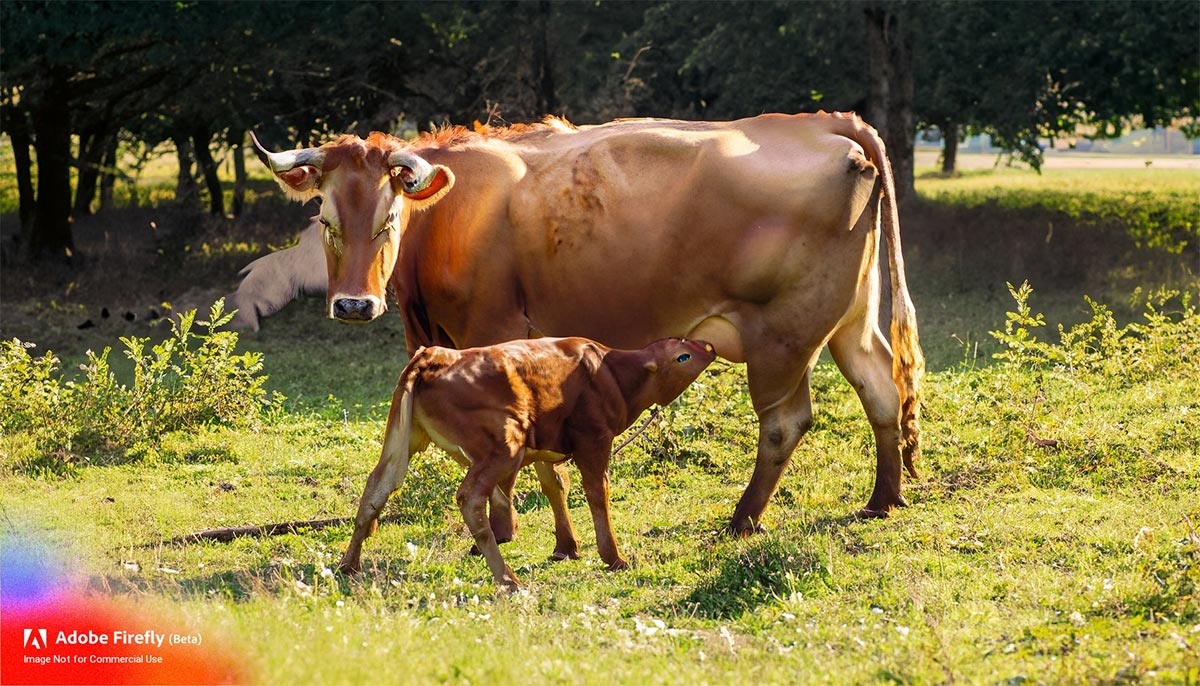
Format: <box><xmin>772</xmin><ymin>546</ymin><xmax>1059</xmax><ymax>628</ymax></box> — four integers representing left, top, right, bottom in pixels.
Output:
<box><xmin>0</xmin><ymin>299</ymin><xmax>277</xmax><ymax>468</ymax></box>
<box><xmin>990</xmin><ymin>281</ymin><xmax>1199</xmax><ymax>382</ymax></box>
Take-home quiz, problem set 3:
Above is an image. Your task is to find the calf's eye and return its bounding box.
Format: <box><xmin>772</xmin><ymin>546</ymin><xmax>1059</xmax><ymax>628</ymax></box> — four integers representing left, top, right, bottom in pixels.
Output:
<box><xmin>676</xmin><ymin>353</ymin><xmax>691</xmax><ymax>363</ymax></box>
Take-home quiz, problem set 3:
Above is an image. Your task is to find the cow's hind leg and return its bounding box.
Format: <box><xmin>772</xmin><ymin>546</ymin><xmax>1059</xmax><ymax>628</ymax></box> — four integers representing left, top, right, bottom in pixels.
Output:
<box><xmin>828</xmin><ymin>320</ymin><xmax>909</xmax><ymax>518</ymax></box>
<box><xmin>534</xmin><ymin>460</ymin><xmax>581</xmax><ymax>561</ymax></box>
<box><xmin>730</xmin><ymin>351</ymin><xmax>818</xmax><ymax>536</ymax></box>
<box><xmin>458</xmin><ymin>457</ymin><xmax>523</xmax><ymax>591</ymax></box>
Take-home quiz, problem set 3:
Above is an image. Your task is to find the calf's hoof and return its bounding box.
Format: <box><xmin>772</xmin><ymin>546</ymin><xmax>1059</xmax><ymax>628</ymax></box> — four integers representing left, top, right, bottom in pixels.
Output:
<box><xmin>859</xmin><ymin>494</ymin><xmax>909</xmax><ymax>519</ymax></box>
<box><xmin>856</xmin><ymin>507</ymin><xmax>890</xmax><ymax>519</ymax></box>
<box><xmin>470</xmin><ymin>537</ymin><xmax>513</xmax><ymax>556</ymax></box>
<box><xmin>728</xmin><ymin>520</ymin><xmax>766</xmax><ymax>538</ymax></box>
<box><xmin>336</xmin><ymin>559</ymin><xmax>362</xmax><ymax>576</ymax></box>
<box><xmin>549</xmin><ymin>542</ymin><xmax>580</xmax><ymax>562</ymax></box>
<box><xmin>606</xmin><ymin>557</ymin><xmax>630</xmax><ymax>572</ymax></box>
<box><xmin>497</xmin><ymin>569</ymin><xmax>524</xmax><ymax>593</ymax></box>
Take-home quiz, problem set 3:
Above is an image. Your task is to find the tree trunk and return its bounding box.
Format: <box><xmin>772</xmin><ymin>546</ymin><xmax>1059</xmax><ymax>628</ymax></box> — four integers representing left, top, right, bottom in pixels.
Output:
<box><xmin>229</xmin><ymin>128</ymin><xmax>246</xmax><ymax>217</ymax></box>
<box><xmin>192</xmin><ymin>127</ymin><xmax>224</xmax><ymax>216</ymax></box>
<box><xmin>98</xmin><ymin>134</ymin><xmax>119</xmax><ymax>211</ymax></box>
<box><xmin>941</xmin><ymin>122</ymin><xmax>959</xmax><ymax>175</ymax></box>
<box><xmin>864</xmin><ymin>4</ymin><xmax>916</xmax><ymax>200</ymax></box>
<box><xmin>886</xmin><ymin>18</ymin><xmax>915</xmax><ymax>200</ymax></box>
<box><xmin>29</xmin><ymin>73</ymin><xmax>76</xmax><ymax>262</ymax></box>
<box><xmin>8</xmin><ymin>109</ymin><xmax>36</xmax><ymax>238</ymax></box>
<box><xmin>173</xmin><ymin>134</ymin><xmax>199</xmax><ymax>207</ymax></box>
<box><xmin>864</xmin><ymin>7</ymin><xmax>890</xmax><ymax>137</ymax></box>
<box><xmin>532</xmin><ymin>0</ymin><xmax>557</xmax><ymax>115</ymax></box>
<box><xmin>73</xmin><ymin>128</ymin><xmax>109</xmax><ymax>216</ymax></box>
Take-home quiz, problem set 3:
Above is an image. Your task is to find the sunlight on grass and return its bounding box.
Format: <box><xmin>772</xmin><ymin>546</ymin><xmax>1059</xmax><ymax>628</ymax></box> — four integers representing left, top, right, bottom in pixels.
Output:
<box><xmin>3</xmin><ymin>143</ymin><xmax>1199</xmax><ymax>685</ymax></box>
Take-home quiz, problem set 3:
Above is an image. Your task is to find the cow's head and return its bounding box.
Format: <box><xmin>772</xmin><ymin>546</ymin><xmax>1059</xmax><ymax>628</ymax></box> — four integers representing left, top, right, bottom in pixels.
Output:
<box><xmin>251</xmin><ymin>132</ymin><xmax>454</xmax><ymax>323</ymax></box>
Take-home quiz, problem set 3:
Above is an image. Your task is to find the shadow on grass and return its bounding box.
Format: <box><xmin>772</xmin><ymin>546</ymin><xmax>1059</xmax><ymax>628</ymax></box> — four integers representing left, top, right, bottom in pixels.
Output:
<box><xmin>656</xmin><ymin>513</ymin><xmax>862</xmax><ymax>620</ymax></box>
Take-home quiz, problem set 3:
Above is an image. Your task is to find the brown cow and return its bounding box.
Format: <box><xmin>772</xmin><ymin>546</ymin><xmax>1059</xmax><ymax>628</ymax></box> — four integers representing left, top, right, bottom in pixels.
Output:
<box><xmin>240</xmin><ymin>112</ymin><xmax>924</xmax><ymax>547</ymax></box>
<box><xmin>336</xmin><ymin>337</ymin><xmax>717</xmax><ymax>589</ymax></box>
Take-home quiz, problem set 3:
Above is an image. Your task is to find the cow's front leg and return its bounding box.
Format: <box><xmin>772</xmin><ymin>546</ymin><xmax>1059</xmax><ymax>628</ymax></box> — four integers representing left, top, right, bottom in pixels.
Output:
<box><xmin>573</xmin><ymin>445</ymin><xmax>627</xmax><ymax>571</ymax></box>
<box><xmin>533</xmin><ymin>460</ymin><xmax>581</xmax><ymax>561</ymax></box>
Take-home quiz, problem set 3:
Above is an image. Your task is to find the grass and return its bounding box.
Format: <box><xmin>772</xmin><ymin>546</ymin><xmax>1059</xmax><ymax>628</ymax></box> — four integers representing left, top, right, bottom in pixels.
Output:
<box><xmin>2</xmin><ymin>160</ymin><xmax>1199</xmax><ymax>684</ymax></box>
<box><xmin>914</xmin><ymin>164</ymin><xmax>1199</xmax><ymax>254</ymax></box>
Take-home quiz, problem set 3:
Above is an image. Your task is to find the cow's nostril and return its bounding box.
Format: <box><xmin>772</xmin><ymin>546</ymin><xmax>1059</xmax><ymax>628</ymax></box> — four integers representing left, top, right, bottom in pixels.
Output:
<box><xmin>333</xmin><ymin>298</ymin><xmax>375</xmax><ymax>321</ymax></box>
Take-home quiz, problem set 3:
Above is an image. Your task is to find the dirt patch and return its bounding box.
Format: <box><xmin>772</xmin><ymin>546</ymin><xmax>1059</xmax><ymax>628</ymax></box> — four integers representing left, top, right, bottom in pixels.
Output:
<box><xmin>1</xmin><ymin>196</ymin><xmax>311</xmax><ymax>353</ymax></box>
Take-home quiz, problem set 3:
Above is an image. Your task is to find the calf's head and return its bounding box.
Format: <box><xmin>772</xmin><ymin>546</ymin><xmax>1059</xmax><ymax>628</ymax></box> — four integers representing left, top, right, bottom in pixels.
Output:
<box><xmin>252</xmin><ymin>132</ymin><xmax>454</xmax><ymax>323</ymax></box>
<box><xmin>637</xmin><ymin>339</ymin><xmax>717</xmax><ymax>407</ymax></box>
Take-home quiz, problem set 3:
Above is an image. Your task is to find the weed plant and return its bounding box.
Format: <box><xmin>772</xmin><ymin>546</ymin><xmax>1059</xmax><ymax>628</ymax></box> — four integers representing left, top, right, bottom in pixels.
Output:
<box><xmin>0</xmin><ymin>299</ymin><xmax>275</xmax><ymax>472</ymax></box>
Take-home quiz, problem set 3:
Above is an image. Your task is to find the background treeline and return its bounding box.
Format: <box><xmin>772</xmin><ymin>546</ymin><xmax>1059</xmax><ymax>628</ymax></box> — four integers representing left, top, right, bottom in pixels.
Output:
<box><xmin>2</xmin><ymin>0</ymin><xmax>1197</xmax><ymax>262</ymax></box>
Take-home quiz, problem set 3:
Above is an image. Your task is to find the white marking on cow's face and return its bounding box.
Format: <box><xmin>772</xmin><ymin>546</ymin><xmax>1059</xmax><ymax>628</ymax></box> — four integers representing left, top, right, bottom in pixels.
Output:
<box><xmin>316</xmin><ymin>167</ymin><xmax>409</xmax><ymax>319</ymax></box>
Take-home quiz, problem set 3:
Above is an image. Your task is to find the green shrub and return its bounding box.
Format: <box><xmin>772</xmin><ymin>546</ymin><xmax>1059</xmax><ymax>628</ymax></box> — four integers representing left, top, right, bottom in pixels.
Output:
<box><xmin>0</xmin><ymin>299</ymin><xmax>277</xmax><ymax>469</ymax></box>
<box><xmin>990</xmin><ymin>281</ymin><xmax>1199</xmax><ymax>383</ymax></box>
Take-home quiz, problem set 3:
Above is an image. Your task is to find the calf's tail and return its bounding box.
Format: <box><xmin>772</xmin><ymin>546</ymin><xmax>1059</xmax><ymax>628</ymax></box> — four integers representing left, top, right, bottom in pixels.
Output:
<box><xmin>854</xmin><ymin>117</ymin><xmax>925</xmax><ymax>478</ymax></box>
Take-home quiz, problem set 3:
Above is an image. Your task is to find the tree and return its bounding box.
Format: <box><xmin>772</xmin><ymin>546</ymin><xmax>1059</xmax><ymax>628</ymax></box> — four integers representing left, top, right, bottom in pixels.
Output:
<box><xmin>0</xmin><ymin>1</ymin><xmax>189</xmax><ymax>260</ymax></box>
<box><xmin>916</xmin><ymin>0</ymin><xmax>1200</xmax><ymax>174</ymax></box>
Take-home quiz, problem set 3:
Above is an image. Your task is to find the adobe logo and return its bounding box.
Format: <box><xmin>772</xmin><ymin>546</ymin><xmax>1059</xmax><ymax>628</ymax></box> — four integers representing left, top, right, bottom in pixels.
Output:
<box><xmin>23</xmin><ymin>628</ymin><xmax>48</xmax><ymax>650</ymax></box>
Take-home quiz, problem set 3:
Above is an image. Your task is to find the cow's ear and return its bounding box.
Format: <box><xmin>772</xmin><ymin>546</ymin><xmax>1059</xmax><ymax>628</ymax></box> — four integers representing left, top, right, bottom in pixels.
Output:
<box><xmin>273</xmin><ymin>166</ymin><xmax>322</xmax><ymax>202</ymax></box>
<box><xmin>643</xmin><ymin>361</ymin><xmax>658</xmax><ymax>374</ymax></box>
<box><xmin>401</xmin><ymin>165</ymin><xmax>455</xmax><ymax>211</ymax></box>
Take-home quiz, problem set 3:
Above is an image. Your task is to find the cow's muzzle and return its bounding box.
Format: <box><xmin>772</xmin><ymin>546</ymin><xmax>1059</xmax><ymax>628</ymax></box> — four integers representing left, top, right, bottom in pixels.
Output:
<box><xmin>331</xmin><ymin>296</ymin><xmax>382</xmax><ymax>322</ymax></box>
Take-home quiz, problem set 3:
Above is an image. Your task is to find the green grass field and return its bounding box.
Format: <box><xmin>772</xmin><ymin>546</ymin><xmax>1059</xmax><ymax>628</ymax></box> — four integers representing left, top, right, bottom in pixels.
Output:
<box><xmin>2</xmin><ymin>158</ymin><xmax>1198</xmax><ymax>684</ymax></box>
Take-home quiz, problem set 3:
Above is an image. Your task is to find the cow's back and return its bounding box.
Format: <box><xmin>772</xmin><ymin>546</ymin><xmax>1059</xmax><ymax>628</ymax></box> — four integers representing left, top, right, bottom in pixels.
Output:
<box><xmin>502</xmin><ymin>115</ymin><xmax>879</xmax><ymax>354</ymax></box>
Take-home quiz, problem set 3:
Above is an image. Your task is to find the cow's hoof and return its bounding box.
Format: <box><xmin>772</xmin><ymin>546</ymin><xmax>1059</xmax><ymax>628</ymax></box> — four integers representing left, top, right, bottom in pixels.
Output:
<box><xmin>336</xmin><ymin>561</ymin><xmax>361</xmax><ymax>576</ymax></box>
<box><xmin>606</xmin><ymin>557</ymin><xmax>630</xmax><ymax>572</ymax></box>
<box><xmin>549</xmin><ymin>548</ymin><xmax>581</xmax><ymax>562</ymax></box>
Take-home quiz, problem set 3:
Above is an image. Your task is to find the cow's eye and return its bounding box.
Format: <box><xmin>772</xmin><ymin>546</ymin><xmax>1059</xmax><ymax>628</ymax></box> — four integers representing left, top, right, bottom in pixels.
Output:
<box><xmin>319</xmin><ymin>217</ymin><xmax>330</xmax><ymax>228</ymax></box>
<box><xmin>676</xmin><ymin>353</ymin><xmax>691</xmax><ymax>363</ymax></box>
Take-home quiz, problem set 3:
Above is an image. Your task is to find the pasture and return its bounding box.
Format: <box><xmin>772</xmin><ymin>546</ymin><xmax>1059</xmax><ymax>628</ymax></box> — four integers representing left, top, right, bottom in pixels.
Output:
<box><xmin>2</xmin><ymin>156</ymin><xmax>1198</xmax><ymax>684</ymax></box>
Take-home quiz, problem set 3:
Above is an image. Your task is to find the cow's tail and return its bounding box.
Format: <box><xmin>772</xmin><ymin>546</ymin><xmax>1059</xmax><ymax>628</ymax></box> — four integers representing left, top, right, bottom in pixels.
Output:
<box><xmin>855</xmin><ymin>117</ymin><xmax>925</xmax><ymax>479</ymax></box>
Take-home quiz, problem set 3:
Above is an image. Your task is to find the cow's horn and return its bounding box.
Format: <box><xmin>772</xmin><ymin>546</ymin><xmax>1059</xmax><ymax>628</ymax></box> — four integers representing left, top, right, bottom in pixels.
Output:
<box><xmin>387</xmin><ymin>149</ymin><xmax>438</xmax><ymax>194</ymax></box>
<box><xmin>249</xmin><ymin>131</ymin><xmax>325</xmax><ymax>172</ymax></box>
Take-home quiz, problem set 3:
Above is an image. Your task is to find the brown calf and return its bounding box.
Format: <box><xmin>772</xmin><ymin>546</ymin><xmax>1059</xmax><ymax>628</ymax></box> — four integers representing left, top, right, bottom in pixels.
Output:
<box><xmin>337</xmin><ymin>337</ymin><xmax>716</xmax><ymax>589</ymax></box>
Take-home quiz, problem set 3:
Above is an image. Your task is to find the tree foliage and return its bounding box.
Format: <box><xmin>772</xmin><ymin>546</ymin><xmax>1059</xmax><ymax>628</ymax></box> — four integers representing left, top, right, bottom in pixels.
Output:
<box><xmin>1</xmin><ymin>0</ymin><xmax>1195</xmax><ymax>261</ymax></box>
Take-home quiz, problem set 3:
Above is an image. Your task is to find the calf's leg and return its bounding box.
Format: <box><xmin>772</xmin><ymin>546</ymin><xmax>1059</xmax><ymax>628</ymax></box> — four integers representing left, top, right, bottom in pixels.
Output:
<box><xmin>574</xmin><ymin>445</ymin><xmax>627</xmax><ymax>570</ymax></box>
<box><xmin>338</xmin><ymin>389</ymin><xmax>427</xmax><ymax>575</ymax></box>
<box><xmin>533</xmin><ymin>460</ymin><xmax>581</xmax><ymax>561</ymax></box>
<box><xmin>458</xmin><ymin>458</ymin><xmax>523</xmax><ymax>591</ymax></box>
<box><xmin>488</xmin><ymin>469</ymin><xmax>520</xmax><ymax>544</ymax></box>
